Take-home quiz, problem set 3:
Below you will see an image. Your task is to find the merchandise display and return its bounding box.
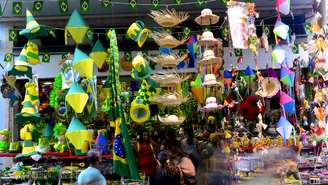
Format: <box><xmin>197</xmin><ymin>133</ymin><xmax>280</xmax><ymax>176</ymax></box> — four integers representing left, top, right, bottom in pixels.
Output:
<box><xmin>0</xmin><ymin>0</ymin><xmax>326</xmax><ymax>185</ymax></box>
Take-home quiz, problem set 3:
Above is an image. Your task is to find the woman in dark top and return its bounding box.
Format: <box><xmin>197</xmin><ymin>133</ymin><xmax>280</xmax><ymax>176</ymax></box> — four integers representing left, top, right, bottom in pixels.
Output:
<box><xmin>154</xmin><ymin>150</ymin><xmax>181</xmax><ymax>185</ymax></box>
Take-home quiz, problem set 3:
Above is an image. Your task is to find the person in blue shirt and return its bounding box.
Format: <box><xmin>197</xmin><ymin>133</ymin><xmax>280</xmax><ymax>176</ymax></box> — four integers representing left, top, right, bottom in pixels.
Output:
<box><xmin>77</xmin><ymin>150</ymin><xmax>107</xmax><ymax>185</ymax></box>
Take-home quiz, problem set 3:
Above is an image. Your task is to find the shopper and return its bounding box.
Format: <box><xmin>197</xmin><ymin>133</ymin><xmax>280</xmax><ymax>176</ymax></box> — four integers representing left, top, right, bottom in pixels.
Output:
<box><xmin>77</xmin><ymin>150</ymin><xmax>106</xmax><ymax>185</ymax></box>
<box><xmin>168</xmin><ymin>142</ymin><xmax>196</xmax><ymax>185</ymax></box>
<box><xmin>154</xmin><ymin>150</ymin><xmax>181</xmax><ymax>185</ymax></box>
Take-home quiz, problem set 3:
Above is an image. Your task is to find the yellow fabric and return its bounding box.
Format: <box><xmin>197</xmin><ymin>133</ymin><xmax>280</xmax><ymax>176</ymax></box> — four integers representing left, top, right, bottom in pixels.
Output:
<box><xmin>15</xmin><ymin>63</ymin><xmax>29</xmax><ymax>72</ymax></box>
<box><xmin>22</xmin><ymin>146</ymin><xmax>35</xmax><ymax>155</ymax></box>
<box><xmin>66</xmin><ymin>27</ymin><xmax>89</xmax><ymax>44</ymax></box>
<box><xmin>113</xmin><ymin>118</ymin><xmax>128</xmax><ymax>164</ymax></box>
<box><xmin>21</xmin><ymin>106</ymin><xmax>36</xmax><ymax>115</ymax></box>
<box><xmin>137</xmin><ymin>28</ymin><xmax>151</xmax><ymax>47</ymax></box>
<box><xmin>130</xmin><ymin>100</ymin><xmax>150</xmax><ymax>124</ymax></box>
<box><xmin>90</xmin><ymin>51</ymin><xmax>108</xmax><ymax>69</ymax></box>
<box><xmin>65</xmin><ymin>130</ymin><xmax>93</xmax><ymax>150</ymax></box>
<box><xmin>66</xmin><ymin>92</ymin><xmax>88</xmax><ymax>113</ymax></box>
<box><xmin>26</xmin><ymin>41</ymin><xmax>39</xmax><ymax>65</ymax></box>
<box><xmin>73</xmin><ymin>58</ymin><xmax>94</xmax><ymax>79</ymax></box>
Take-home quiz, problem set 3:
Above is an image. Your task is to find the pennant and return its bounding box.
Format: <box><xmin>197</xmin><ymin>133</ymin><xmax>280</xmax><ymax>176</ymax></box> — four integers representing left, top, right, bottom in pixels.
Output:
<box><xmin>9</xmin><ymin>29</ymin><xmax>17</xmax><ymax>42</ymax></box>
<box><xmin>42</xmin><ymin>53</ymin><xmax>50</xmax><ymax>63</ymax></box>
<box><xmin>197</xmin><ymin>0</ymin><xmax>205</xmax><ymax>6</ymax></box>
<box><xmin>152</xmin><ymin>0</ymin><xmax>160</xmax><ymax>9</ymax></box>
<box><xmin>33</xmin><ymin>1</ymin><xmax>43</xmax><ymax>12</ymax></box>
<box><xmin>86</xmin><ymin>29</ymin><xmax>93</xmax><ymax>41</ymax></box>
<box><xmin>80</xmin><ymin>0</ymin><xmax>90</xmax><ymax>12</ymax></box>
<box><xmin>292</xmin><ymin>44</ymin><xmax>299</xmax><ymax>54</ymax></box>
<box><xmin>124</xmin><ymin>51</ymin><xmax>132</xmax><ymax>62</ymax></box>
<box><xmin>4</xmin><ymin>53</ymin><xmax>13</xmax><ymax>62</ymax></box>
<box><xmin>48</xmin><ymin>28</ymin><xmax>57</xmax><ymax>38</ymax></box>
<box><xmin>263</xmin><ymin>25</ymin><xmax>271</xmax><ymax>37</ymax></box>
<box><xmin>175</xmin><ymin>0</ymin><xmax>182</xmax><ymax>5</ymax></box>
<box><xmin>234</xmin><ymin>49</ymin><xmax>243</xmax><ymax>57</ymax></box>
<box><xmin>12</xmin><ymin>2</ymin><xmax>22</xmax><ymax>15</ymax></box>
<box><xmin>183</xmin><ymin>27</ymin><xmax>191</xmax><ymax>39</ymax></box>
<box><xmin>58</xmin><ymin>0</ymin><xmax>69</xmax><ymax>14</ymax></box>
<box><xmin>129</xmin><ymin>0</ymin><xmax>137</xmax><ymax>9</ymax></box>
<box><xmin>101</xmin><ymin>0</ymin><xmax>111</xmax><ymax>8</ymax></box>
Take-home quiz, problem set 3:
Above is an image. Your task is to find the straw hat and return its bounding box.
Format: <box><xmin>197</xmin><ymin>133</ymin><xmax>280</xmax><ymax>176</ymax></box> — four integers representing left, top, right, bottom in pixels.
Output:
<box><xmin>195</xmin><ymin>9</ymin><xmax>220</xmax><ymax>26</ymax></box>
<box><xmin>158</xmin><ymin>114</ymin><xmax>185</xmax><ymax>125</ymax></box>
<box><xmin>151</xmin><ymin>72</ymin><xmax>189</xmax><ymax>87</ymax></box>
<box><xmin>200</xmin><ymin>49</ymin><xmax>222</xmax><ymax>66</ymax></box>
<box><xmin>149</xmin><ymin>9</ymin><xmax>189</xmax><ymax>28</ymax></box>
<box><xmin>202</xmin><ymin>74</ymin><xmax>223</xmax><ymax>87</ymax></box>
<box><xmin>256</xmin><ymin>77</ymin><xmax>281</xmax><ymax>98</ymax></box>
<box><xmin>200</xmin><ymin>97</ymin><xmax>223</xmax><ymax>112</ymax></box>
<box><xmin>198</xmin><ymin>31</ymin><xmax>221</xmax><ymax>47</ymax></box>
<box><xmin>148</xmin><ymin>53</ymin><xmax>187</xmax><ymax>68</ymax></box>
<box><xmin>150</xmin><ymin>93</ymin><xmax>189</xmax><ymax>107</ymax></box>
<box><xmin>151</xmin><ymin>31</ymin><xmax>186</xmax><ymax>48</ymax></box>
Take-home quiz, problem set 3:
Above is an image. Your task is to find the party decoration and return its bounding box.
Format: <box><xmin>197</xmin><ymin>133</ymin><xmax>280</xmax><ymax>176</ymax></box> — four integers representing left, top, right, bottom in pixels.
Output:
<box><xmin>151</xmin><ymin>0</ymin><xmax>160</xmax><ymax>9</ymax></box>
<box><xmin>65</xmin><ymin>116</ymin><xmax>93</xmax><ymax>155</ymax></box>
<box><xmin>158</xmin><ymin>114</ymin><xmax>185</xmax><ymax>125</ymax></box>
<box><xmin>33</xmin><ymin>1</ymin><xmax>43</xmax><ymax>12</ymax></box>
<box><xmin>65</xmin><ymin>10</ymin><xmax>89</xmax><ymax>45</ymax></box>
<box><xmin>272</xmin><ymin>45</ymin><xmax>286</xmax><ymax>64</ymax></box>
<box><xmin>4</xmin><ymin>53</ymin><xmax>13</xmax><ymax>62</ymax></box>
<box><xmin>0</xmin><ymin>130</ymin><xmax>11</xmax><ymax>153</ymax></box>
<box><xmin>280</xmin><ymin>66</ymin><xmax>295</xmax><ymax>87</ymax></box>
<box><xmin>65</xmin><ymin>82</ymin><xmax>89</xmax><ymax>113</ymax></box>
<box><xmin>13</xmin><ymin>47</ymin><xmax>30</xmax><ymax>72</ymax></box>
<box><xmin>72</xmin><ymin>47</ymin><xmax>94</xmax><ymax>79</ymax></box>
<box><xmin>101</xmin><ymin>0</ymin><xmax>112</xmax><ymax>8</ymax></box>
<box><xmin>80</xmin><ymin>0</ymin><xmax>90</xmax><ymax>12</ymax></box>
<box><xmin>59</xmin><ymin>0</ymin><xmax>69</xmax><ymax>14</ymax></box>
<box><xmin>19</xmin><ymin>10</ymin><xmax>48</xmax><ymax>40</ymax></box>
<box><xmin>148</xmin><ymin>52</ymin><xmax>187</xmax><ymax>68</ymax></box>
<box><xmin>12</xmin><ymin>2</ymin><xmax>22</xmax><ymax>15</ymax></box>
<box><xmin>129</xmin><ymin>0</ymin><xmax>137</xmax><ymax>9</ymax></box>
<box><xmin>131</xmin><ymin>54</ymin><xmax>152</xmax><ymax>81</ymax></box>
<box><xmin>42</xmin><ymin>53</ymin><xmax>50</xmax><ymax>63</ymax></box>
<box><xmin>90</xmin><ymin>39</ymin><xmax>108</xmax><ymax>69</ymax></box>
<box><xmin>126</xmin><ymin>20</ymin><xmax>151</xmax><ymax>47</ymax></box>
<box><xmin>200</xmin><ymin>49</ymin><xmax>222</xmax><ymax>67</ymax></box>
<box><xmin>276</xmin><ymin>0</ymin><xmax>290</xmax><ymax>15</ymax></box>
<box><xmin>19</xmin><ymin>124</ymin><xmax>37</xmax><ymax>156</ymax></box>
<box><xmin>53</xmin><ymin>123</ymin><xmax>68</xmax><ymax>152</ymax></box>
<box><xmin>26</xmin><ymin>41</ymin><xmax>39</xmax><ymax>65</ymax></box>
<box><xmin>130</xmin><ymin>98</ymin><xmax>151</xmax><ymax>124</ymax></box>
<box><xmin>256</xmin><ymin>77</ymin><xmax>281</xmax><ymax>98</ymax></box>
<box><xmin>280</xmin><ymin>91</ymin><xmax>296</xmax><ymax>114</ymax></box>
<box><xmin>9</xmin><ymin>29</ymin><xmax>17</xmax><ymax>41</ymax></box>
<box><xmin>149</xmin><ymin>9</ymin><xmax>189</xmax><ymax>28</ymax></box>
<box><xmin>244</xmin><ymin>65</ymin><xmax>256</xmax><ymax>85</ymax></box>
<box><xmin>197</xmin><ymin>0</ymin><xmax>205</xmax><ymax>6</ymax></box>
<box><xmin>273</xmin><ymin>19</ymin><xmax>289</xmax><ymax>40</ymax></box>
<box><xmin>151</xmin><ymin>31</ymin><xmax>186</xmax><ymax>48</ymax></box>
<box><xmin>195</xmin><ymin>8</ymin><xmax>219</xmax><ymax>26</ymax></box>
<box><xmin>276</xmin><ymin>116</ymin><xmax>293</xmax><ymax>144</ymax></box>
<box><xmin>198</xmin><ymin>31</ymin><xmax>220</xmax><ymax>47</ymax></box>
<box><xmin>239</xmin><ymin>96</ymin><xmax>261</xmax><ymax>121</ymax></box>
<box><xmin>175</xmin><ymin>0</ymin><xmax>182</xmax><ymax>5</ymax></box>
<box><xmin>120</xmin><ymin>51</ymin><xmax>133</xmax><ymax>71</ymax></box>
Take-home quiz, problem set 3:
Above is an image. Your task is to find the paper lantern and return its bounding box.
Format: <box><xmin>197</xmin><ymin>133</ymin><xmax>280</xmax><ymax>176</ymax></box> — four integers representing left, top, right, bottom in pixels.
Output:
<box><xmin>273</xmin><ymin>20</ymin><xmax>289</xmax><ymax>40</ymax></box>
<box><xmin>280</xmin><ymin>91</ymin><xmax>296</xmax><ymax>114</ymax></box>
<box><xmin>90</xmin><ymin>39</ymin><xmax>108</xmax><ymax>69</ymax></box>
<box><xmin>73</xmin><ymin>47</ymin><xmax>94</xmax><ymax>79</ymax></box>
<box><xmin>280</xmin><ymin>67</ymin><xmax>295</xmax><ymax>87</ymax></box>
<box><xmin>65</xmin><ymin>82</ymin><xmax>89</xmax><ymax>113</ymax></box>
<box><xmin>65</xmin><ymin>116</ymin><xmax>93</xmax><ymax>151</ymax></box>
<box><xmin>276</xmin><ymin>0</ymin><xmax>290</xmax><ymax>15</ymax></box>
<box><xmin>276</xmin><ymin>116</ymin><xmax>293</xmax><ymax>144</ymax></box>
<box><xmin>65</xmin><ymin>10</ymin><xmax>89</xmax><ymax>44</ymax></box>
<box><xmin>272</xmin><ymin>45</ymin><xmax>286</xmax><ymax>64</ymax></box>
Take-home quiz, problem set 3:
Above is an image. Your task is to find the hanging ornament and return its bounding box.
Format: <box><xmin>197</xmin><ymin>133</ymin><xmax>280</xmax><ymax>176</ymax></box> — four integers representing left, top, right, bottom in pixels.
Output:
<box><xmin>183</xmin><ymin>27</ymin><xmax>191</xmax><ymax>39</ymax></box>
<box><xmin>101</xmin><ymin>0</ymin><xmax>111</xmax><ymax>8</ymax></box>
<box><xmin>197</xmin><ymin>0</ymin><xmax>205</xmax><ymax>6</ymax></box>
<box><xmin>9</xmin><ymin>29</ymin><xmax>17</xmax><ymax>42</ymax></box>
<box><xmin>86</xmin><ymin>29</ymin><xmax>93</xmax><ymax>42</ymax></box>
<box><xmin>80</xmin><ymin>0</ymin><xmax>90</xmax><ymax>12</ymax></box>
<box><xmin>58</xmin><ymin>0</ymin><xmax>69</xmax><ymax>14</ymax></box>
<box><xmin>33</xmin><ymin>1</ymin><xmax>43</xmax><ymax>12</ymax></box>
<box><xmin>175</xmin><ymin>0</ymin><xmax>182</xmax><ymax>5</ymax></box>
<box><xmin>12</xmin><ymin>2</ymin><xmax>22</xmax><ymax>15</ymax></box>
<box><xmin>4</xmin><ymin>53</ymin><xmax>13</xmax><ymax>62</ymax></box>
<box><xmin>129</xmin><ymin>0</ymin><xmax>137</xmax><ymax>9</ymax></box>
<box><xmin>151</xmin><ymin>0</ymin><xmax>160</xmax><ymax>9</ymax></box>
<box><xmin>42</xmin><ymin>53</ymin><xmax>50</xmax><ymax>63</ymax></box>
<box><xmin>263</xmin><ymin>25</ymin><xmax>271</xmax><ymax>37</ymax></box>
<box><xmin>234</xmin><ymin>49</ymin><xmax>243</xmax><ymax>57</ymax></box>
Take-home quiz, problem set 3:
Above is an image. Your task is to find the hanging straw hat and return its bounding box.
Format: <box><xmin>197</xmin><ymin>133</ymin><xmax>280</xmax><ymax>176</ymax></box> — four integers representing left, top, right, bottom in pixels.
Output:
<box><xmin>256</xmin><ymin>77</ymin><xmax>281</xmax><ymax>98</ymax></box>
<box><xmin>148</xmin><ymin>53</ymin><xmax>187</xmax><ymax>68</ymax></box>
<box><xmin>158</xmin><ymin>115</ymin><xmax>185</xmax><ymax>125</ymax></box>
<box><xmin>200</xmin><ymin>97</ymin><xmax>223</xmax><ymax>112</ymax></box>
<box><xmin>195</xmin><ymin>9</ymin><xmax>220</xmax><ymax>26</ymax></box>
<box><xmin>149</xmin><ymin>9</ymin><xmax>189</xmax><ymax>28</ymax></box>
<box><xmin>151</xmin><ymin>31</ymin><xmax>186</xmax><ymax>48</ymax></box>
<box><xmin>89</xmin><ymin>39</ymin><xmax>108</xmax><ymax>69</ymax></box>
<box><xmin>151</xmin><ymin>72</ymin><xmax>189</xmax><ymax>87</ymax></box>
<box><xmin>198</xmin><ymin>31</ymin><xmax>221</xmax><ymax>47</ymax></box>
<box><xmin>200</xmin><ymin>49</ymin><xmax>222</xmax><ymax>66</ymax></box>
<box><xmin>65</xmin><ymin>82</ymin><xmax>89</xmax><ymax>113</ymax></box>
<box><xmin>150</xmin><ymin>92</ymin><xmax>189</xmax><ymax>107</ymax></box>
<box><xmin>202</xmin><ymin>74</ymin><xmax>223</xmax><ymax>87</ymax></box>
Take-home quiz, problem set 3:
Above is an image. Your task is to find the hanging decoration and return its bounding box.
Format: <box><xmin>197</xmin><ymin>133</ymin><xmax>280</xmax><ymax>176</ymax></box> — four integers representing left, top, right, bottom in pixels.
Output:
<box><xmin>126</xmin><ymin>20</ymin><xmax>151</xmax><ymax>47</ymax></box>
<box><xmin>195</xmin><ymin>8</ymin><xmax>220</xmax><ymax>26</ymax></box>
<box><xmin>149</xmin><ymin>9</ymin><xmax>189</xmax><ymax>28</ymax></box>
<box><xmin>90</xmin><ymin>39</ymin><xmax>108</xmax><ymax>69</ymax></box>
<box><xmin>175</xmin><ymin>0</ymin><xmax>182</xmax><ymax>5</ymax></box>
<box><xmin>9</xmin><ymin>29</ymin><xmax>17</xmax><ymax>42</ymax></box>
<box><xmin>58</xmin><ymin>0</ymin><xmax>69</xmax><ymax>14</ymax></box>
<box><xmin>72</xmin><ymin>47</ymin><xmax>94</xmax><ymax>79</ymax></box>
<box><xmin>4</xmin><ymin>54</ymin><xmax>13</xmax><ymax>62</ymax></box>
<box><xmin>101</xmin><ymin>0</ymin><xmax>112</xmax><ymax>8</ymax></box>
<box><xmin>197</xmin><ymin>0</ymin><xmax>205</xmax><ymax>6</ymax></box>
<box><xmin>129</xmin><ymin>0</ymin><xmax>137</xmax><ymax>9</ymax></box>
<box><xmin>80</xmin><ymin>0</ymin><xmax>90</xmax><ymax>12</ymax></box>
<box><xmin>65</xmin><ymin>10</ymin><xmax>90</xmax><ymax>45</ymax></box>
<box><xmin>42</xmin><ymin>53</ymin><xmax>50</xmax><ymax>63</ymax></box>
<box><xmin>12</xmin><ymin>2</ymin><xmax>23</xmax><ymax>15</ymax></box>
<box><xmin>151</xmin><ymin>0</ymin><xmax>160</xmax><ymax>9</ymax></box>
<box><xmin>65</xmin><ymin>82</ymin><xmax>89</xmax><ymax>113</ymax></box>
<box><xmin>33</xmin><ymin>1</ymin><xmax>44</xmax><ymax>12</ymax></box>
<box><xmin>276</xmin><ymin>0</ymin><xmax>290</xmax><ymax>16</ymax></box>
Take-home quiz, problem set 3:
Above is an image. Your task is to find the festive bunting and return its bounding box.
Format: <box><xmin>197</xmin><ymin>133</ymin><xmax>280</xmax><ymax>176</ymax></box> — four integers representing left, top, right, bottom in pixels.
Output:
<box><xmin>175</xmin><ymin>0</ymin><xmax>182</xmax><ymax>5</ymax></box>
<box><xmin>101</xmin><ymin>0</ymin><xmax>112</xmax><ymax>8</ymax></box>
<box><xmin>65</xmin><ymin>10</ymin><xmax>89</xmax><ymax>44</ymax></box>
<box><xmin>42</xmin><ymin>53</ymin><xmax>50</xmax><ymax>63</ymax></box>
<box><xmin>183</xmin><ymin>27</ymin><xmax>191</xmax><ymax>39</ymax></box>
<box><xmin>197</xmin><ymin>0</ymin><xmax>205</xmax><ymax>6</ymax></box>
<box><xmin>151</xmin><ymin>0</ymin><xmax>160</xmax><ymax>9</ymax></box>
<box><xmin>33</xmin><ymin>1</ymin><xmax>43</xmax><ymax>12</ymax></box>
<box><xmin>280</xmin><ymin>66</ymin><xmax>295</xmax><ymax>87</ymax></box>
<box><xmin>9</xmin><ymin>29</ymin><xmax>17</xmax><ymax>42</ymax></box>
<box><xmin>4</xmin><ymin>53</ymin><xmax>13</xmax><ymax>62</ymax></box>
<box><xmin>58</xmin><ymin>0</ymin><xmax>69</xmax><ymax>14</ymax></box>
<box><xmin>86</xmin><ymin>29</ymin><xmax>94</xmax><ymax>41</ymax></box>
<box><xmin>12</xmin><ymin>2</ymin><xmax>22</xmax><ymax>15</ymax></box>
<box><xmin>129</xmin><ymin>0</ymin><xmax>137</xmax><ymax>9</ymax></box>
<box><xmin>80</xmin><ymin>0</ymin><xmax>90</xmax><ymax>12</ymax></box>
<box><xmin>234</xmin><ymin>49</ymin><xmax>243</xmax><ymax>57</ymax></box>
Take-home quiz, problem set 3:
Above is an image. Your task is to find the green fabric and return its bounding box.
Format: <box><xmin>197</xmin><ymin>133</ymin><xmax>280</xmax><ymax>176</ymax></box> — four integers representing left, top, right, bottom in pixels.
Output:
<box><xmin>109</xmin><ymin>29</ymin><xmax>140</xmax><ymax>180</ymax></box>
